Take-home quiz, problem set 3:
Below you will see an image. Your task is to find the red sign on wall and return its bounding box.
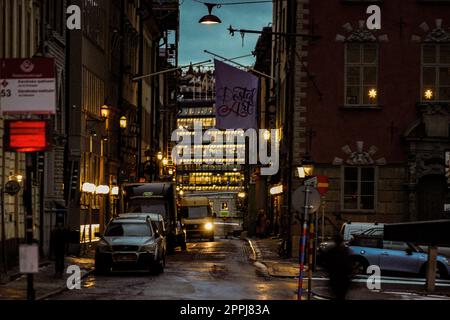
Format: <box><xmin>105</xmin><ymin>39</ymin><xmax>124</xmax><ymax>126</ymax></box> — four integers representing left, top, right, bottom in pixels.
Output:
<box><xmin>316</xmin><ymin>175</ymin><xmax>329</xmax><ymax>196</ymax></box>
<box><xmin>4</xmin><ymin>120</ymin><xmax>51</xmax><ymax>153</ymax></box>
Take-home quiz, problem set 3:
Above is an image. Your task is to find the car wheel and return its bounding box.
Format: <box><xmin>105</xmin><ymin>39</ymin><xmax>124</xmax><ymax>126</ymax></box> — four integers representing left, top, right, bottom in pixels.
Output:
<box><xmin>95</xmin><ymin>259</ymin><xmax>110</xmax><ymax>276</ymax></box>
<box><xmin>351</xmin><ymin>257</ymin><xmax>369</xmax><ymax>275</ymax></box>
<box><xmin>421</xmin><ymin>262</ymin><xmax>448</xmax><ymax>280</ymax></box>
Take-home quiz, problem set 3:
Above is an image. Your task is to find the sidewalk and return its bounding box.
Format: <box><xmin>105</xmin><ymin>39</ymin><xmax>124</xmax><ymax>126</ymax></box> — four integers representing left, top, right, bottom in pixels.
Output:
<box><xmin>0</xmin><ymin>250</ymin><xmax>95</xmax><ymax>300</ymax></box>
<box><xmin>246</xmin><ymin>237</ymin><xmax>450</xmax><ymax>300</ymax></box>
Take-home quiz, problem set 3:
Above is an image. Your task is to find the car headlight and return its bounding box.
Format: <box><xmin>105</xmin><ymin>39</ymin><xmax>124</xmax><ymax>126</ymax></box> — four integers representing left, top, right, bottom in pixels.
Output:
<box><xmin>204</xmin><ymin>222</ymin><xmax>214</xmax><ymax>231</ymax></box>
<box><xmin>97</xmin><ymin>239</ymin><xmax>112</xmax><ymax>253</ymax></box>
<box><xmin>140</xmin><ymin>243</ymin><xmax>157</xmax><ymax>253</ymax></box>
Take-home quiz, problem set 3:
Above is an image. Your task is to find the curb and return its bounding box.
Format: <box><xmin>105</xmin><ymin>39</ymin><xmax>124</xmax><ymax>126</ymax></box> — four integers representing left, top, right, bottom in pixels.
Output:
<box><xmin>1</xmin><ymin>261</ymin><xmax>52</xmax><ymax>284</ymax></box>
<box><xmin>245</xmin><ymin>238</ymin><xmax>329</xmax><ymax>280</ymax></box>
<box><xmin>245</xmin><ymin>237</ymin><xmax>291</xmax><ymax>279</ymax></box>
<box><xmin>36</xmin><ymin>268</ymin><xmax>95</xmax><ymax>301</ymax></box>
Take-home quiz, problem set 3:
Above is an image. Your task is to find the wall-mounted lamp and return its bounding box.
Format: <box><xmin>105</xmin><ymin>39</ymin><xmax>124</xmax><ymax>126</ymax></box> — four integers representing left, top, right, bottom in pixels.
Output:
<box><xmin>263</xmin><ymin>130</ymin><xmax>271</xmax><ymax>141</ymax></box>
<box><xmin>297</xmin><ymin>155</ymin><xmax>315</xmax><ymax>179</ymax></box>
<box><xmin>96</xmin><ymin>185</ymin><xmax>110</xmax><ymax>195</ymax></box>
<box><xmin>120</xmin><ymin>116</ymin><xmax>128</xmax><ymax>129</ymax></box>
<box><xmin>111</xmin><ymin>186</ymin><xmax>119</xmax><ymax>196</ymax></box>
<box><xmin>82</xmin><ymin>183</ymin><xmax>96</xmax><ymax>194</ymax></box>
<box><xmin>157</xmin><ymin>152</ymin><xmax>164</xmax><ymax>161</ymax></box>
<box><xmin>100</xmin><ymin>104</ymin><xmax>110</xmax><ymax>119</ymax></box>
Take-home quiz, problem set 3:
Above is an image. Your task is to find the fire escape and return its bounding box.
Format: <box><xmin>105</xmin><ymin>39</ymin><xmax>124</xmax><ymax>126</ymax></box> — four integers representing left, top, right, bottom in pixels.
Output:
<box><xmin>150</xmin><ymin>0</ymin><xmax>180</xmax><ymax>179</ymax></box>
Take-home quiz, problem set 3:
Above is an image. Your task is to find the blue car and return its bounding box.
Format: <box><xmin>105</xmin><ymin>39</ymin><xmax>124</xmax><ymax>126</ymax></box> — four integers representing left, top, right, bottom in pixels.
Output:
<box><xmin>348</xmin><ymin>235</ymin><xmax>450</xmax><ymax>279</ymax></box>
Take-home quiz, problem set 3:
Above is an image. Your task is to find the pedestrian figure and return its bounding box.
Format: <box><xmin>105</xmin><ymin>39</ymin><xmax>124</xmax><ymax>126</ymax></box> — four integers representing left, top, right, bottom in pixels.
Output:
<box><xmin>51</xmin><ymin>221</ymin><xmax>68</xmax><ymax>278</ymax></box>
<box><xmin>323</xmin><ymin>234</ymin><xmax>353</xmax><ymax>300</ymax></box>
<box><xmin>256</xmin><ymin>209</ymin><xmax>267</xmax><ymax>238</ymax></box>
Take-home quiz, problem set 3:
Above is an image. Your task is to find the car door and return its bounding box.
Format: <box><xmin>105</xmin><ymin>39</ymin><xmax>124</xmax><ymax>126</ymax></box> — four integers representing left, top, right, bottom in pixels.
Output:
<box><xmin>349</xmin><ymin>236</ymin><xmax>383</xmax><ymax>267</ymax></box>
<box><xmin>379</xmin><ymin>241</ymin><xmax>421</xmax><ymax>274</ymax></box>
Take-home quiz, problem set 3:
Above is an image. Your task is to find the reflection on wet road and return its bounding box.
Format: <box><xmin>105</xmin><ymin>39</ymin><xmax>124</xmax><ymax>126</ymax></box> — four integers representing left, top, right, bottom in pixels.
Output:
<box><xmin>52</xmin><ymin>239</ymin><xmax>297</xmax><ymax>300</ymax></box>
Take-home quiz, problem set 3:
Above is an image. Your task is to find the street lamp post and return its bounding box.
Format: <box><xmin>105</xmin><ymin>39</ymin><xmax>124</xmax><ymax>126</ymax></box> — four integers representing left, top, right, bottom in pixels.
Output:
<box><xmin>296</xmin><ymin>157</ymin><xmax>315</xmax><ymax>301</ymax></box>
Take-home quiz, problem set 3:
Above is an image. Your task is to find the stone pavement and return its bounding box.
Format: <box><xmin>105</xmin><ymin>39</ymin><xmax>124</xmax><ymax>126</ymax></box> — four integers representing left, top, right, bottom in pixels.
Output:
<box><xmin>247</xmin><ymin>237</ymin><xmax>450</xmax><ymax>300</ymax></box>
<box><xmin>0</xmin><ymin>248</ymin><xmax>95</xmax><ymax>300</ymax></box>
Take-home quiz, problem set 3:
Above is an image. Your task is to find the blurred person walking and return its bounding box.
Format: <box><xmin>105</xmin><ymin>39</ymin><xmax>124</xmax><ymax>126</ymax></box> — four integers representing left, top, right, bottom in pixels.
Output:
<box><xmin>50</xmin><ymin>221</ymin><xmax>68</xmax><ymax>278</ymax></box>
<box><xmin>323</xmin><ymin>234</ymin><xmax>353</xmax><ymax>300</ymax></box>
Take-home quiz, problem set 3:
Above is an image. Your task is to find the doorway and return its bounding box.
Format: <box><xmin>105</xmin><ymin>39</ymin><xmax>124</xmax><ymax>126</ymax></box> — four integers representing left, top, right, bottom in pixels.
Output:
<box><xmin>417</xmin><ymin>175</ymin><xmax>447</xmax><ymax>221</ymax></box>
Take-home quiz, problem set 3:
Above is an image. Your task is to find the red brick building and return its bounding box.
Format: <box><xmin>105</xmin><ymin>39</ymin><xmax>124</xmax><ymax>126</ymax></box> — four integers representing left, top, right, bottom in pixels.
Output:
<box><xmin>271</xmin><ymin>0</ymin><xmax>450</xmax><ymax>238</ymax></box>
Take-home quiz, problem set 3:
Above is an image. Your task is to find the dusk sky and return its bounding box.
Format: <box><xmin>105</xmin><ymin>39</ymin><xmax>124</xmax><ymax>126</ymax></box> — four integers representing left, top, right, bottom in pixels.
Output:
<box><xmin>179</xmin><ymin>0</ymin><xmax>273</xmax><ymax>68</ymax></box>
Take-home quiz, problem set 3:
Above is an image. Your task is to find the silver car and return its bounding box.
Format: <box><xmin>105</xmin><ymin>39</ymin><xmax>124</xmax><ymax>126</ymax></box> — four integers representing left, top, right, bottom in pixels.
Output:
<box><xmin>95</xmin><ymin>215</ymin><xmax>166</xmax><ymax>274</ymax></box>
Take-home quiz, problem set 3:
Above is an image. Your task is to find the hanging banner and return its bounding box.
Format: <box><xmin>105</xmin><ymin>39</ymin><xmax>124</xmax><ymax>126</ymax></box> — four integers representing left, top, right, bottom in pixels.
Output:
<box><xmin>215</xmin><ymin>59</ymin><xmax>258</xmax><ymax>130</ymax></box>
<box><xmin>0</xmin><ymin>58</ymin><xmax>56</xmax><ymax>114</ymax></box>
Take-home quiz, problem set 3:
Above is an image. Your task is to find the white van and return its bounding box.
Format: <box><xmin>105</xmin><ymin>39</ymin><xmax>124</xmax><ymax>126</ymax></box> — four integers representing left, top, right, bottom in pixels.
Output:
<box><xmin>340</xmin><ymin>222</ymin><xmax>384</xmax><ymax>241</ymax></box>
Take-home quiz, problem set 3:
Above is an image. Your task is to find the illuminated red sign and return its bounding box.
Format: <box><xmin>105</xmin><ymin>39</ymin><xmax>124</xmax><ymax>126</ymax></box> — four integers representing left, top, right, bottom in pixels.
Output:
<box><xmin>4</xmin><ymin>120</ymin><xmax>50</xmax><ymax>153</ymax></box>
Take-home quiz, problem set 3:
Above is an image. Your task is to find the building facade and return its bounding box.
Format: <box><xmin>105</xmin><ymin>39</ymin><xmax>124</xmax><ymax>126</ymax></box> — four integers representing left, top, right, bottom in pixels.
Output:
<box><xmin>176</xmin><ymin>68</ymin><xmax>245</xmax><ymax>216</ymax></box>
<box><xmin>66</xmin><ymin>0</ymin><xmax>179</xmax><ymax>248</ymax></box>
<box><xmin>0</xmin><ymin>0</ymin><xmax>68</xmax><ymax>270</ymax></box>
<box><xmin>269</xmin><ymin>0</ymin><xmax>450</xmax><ymax>247</ymax></box>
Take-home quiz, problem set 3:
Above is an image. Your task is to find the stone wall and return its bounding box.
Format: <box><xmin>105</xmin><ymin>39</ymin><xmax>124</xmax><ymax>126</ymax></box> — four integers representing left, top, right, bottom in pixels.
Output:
<box><xmin>314</xmin><ymin>165</ymin><xmax>409</xmax><ymax>237</ymax></box>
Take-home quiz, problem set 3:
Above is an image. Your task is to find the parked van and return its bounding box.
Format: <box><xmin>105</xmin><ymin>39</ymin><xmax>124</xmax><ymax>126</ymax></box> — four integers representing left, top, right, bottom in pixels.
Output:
<box><xmin>180</xmin><ymin>197</ymin><xmax>215</xmax><ymax>242</ymax></box>
<box><xmin>120</xmin><ymin>183</ymin><xmax>186</xmax><ymax>253</ymax></box>
<box><xmin>340</xmin><ymin>222</ymin><xmax>384</xmax><ymax>241</ymax></box>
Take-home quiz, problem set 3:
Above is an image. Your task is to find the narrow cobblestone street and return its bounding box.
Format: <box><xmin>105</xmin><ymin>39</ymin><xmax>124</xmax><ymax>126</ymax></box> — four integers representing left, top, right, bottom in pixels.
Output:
<box><xmin>50</xmin><ymin>239</ymin><xmax>297</xmax><ymax>300</ymax></box>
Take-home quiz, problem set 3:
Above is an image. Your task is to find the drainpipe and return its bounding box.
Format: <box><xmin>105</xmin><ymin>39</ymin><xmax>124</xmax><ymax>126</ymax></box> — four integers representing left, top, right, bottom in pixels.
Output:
<box><xmin>136</xmin><ymin>6</ymin><xmax>144</xmax><ymax>180</ymax></box>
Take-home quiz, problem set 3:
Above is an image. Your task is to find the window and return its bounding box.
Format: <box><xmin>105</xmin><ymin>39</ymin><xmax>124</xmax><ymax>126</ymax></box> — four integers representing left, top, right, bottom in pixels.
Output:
<box><xmin>345</xmin><ymin>43</ymin><xmax>379</xmax><ymax>106</ymax></box>
<box><xmin>342</xmin><ymin>167</ymin><xmax>376</xmax><ymax>211</ymax></box>
<box><xmin>350</xmin><ymin>236</ymin><xmax>382</xmax><ymax>249</ymax></box>
<box><xmin>383</xmin><ymin>241</ymin><xmax>409</xmax><ymax>252</ymax></box>
<box><xmin>422</xmin><ymin>44</ymin><xmax>450</xmax><ymax>102</ymax></box>
<box><xmin>83</xmin><ymin>0</ymin><xmax>106</xmax><ymax>49</ymax></box>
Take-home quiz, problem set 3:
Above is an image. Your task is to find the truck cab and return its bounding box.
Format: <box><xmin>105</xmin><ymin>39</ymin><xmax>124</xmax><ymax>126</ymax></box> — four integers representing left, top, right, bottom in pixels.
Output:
<box><xmin>120</xmin><ymin>183</ymin><xmax>186</xmax><ymax>254</ymax></box>
<box><xmin>180</xmin><ymin>197</ymin><xmax>215</xmax><ymax>242</ymax></box>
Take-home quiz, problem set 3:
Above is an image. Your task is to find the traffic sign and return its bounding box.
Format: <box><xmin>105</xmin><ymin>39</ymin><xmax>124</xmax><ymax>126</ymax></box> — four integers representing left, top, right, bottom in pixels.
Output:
<box><xmin>316</xmin><ymin>175</ymin><xmax>329</xmax><ymax>196</ymax></box>
<box><xmin>305</xmin><ymin>177</ymin><xmax>318</xmax><ymax>187</ymax></box>
<box><xmin>292</xmin><ymin>186</ymin><xmax>321</xmax><ymax>213</ymax></box>
<box><xmin>0</xmin><ymin>58</ymin><xmax>56</xmax><ymax>114</ymax></box>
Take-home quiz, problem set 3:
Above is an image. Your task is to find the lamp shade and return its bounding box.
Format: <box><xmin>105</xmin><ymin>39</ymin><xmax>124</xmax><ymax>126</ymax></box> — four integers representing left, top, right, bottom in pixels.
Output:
<box><xmin>96</xmin><ymin>185</ymin><xmax>110</xmax><ymax>195</ymax></box>
<box><xmin>101</xmin><ymin>105</ymin><xmax>109</xmax><ymax>119</ymax></box>
<box><xmin>120</xmin><ymin>116</ymin><xmax>127</xmax><ymax>129</ymax></box>
<box><xmin>199</xmin><ymin>3</ymin><xmax>221</xmax><ymax>25</ymax></box>
<box><xmin>199</xmin><ymin>14</ymin><xmax>221</xmax><ymax>24</ymax></box>
<box><xmin>111</xmin><ymin>186</ymin><xmax>119</xmax><ymax>196</ymax></box>
<box><xmin>82</xmin><ymin>183</ymin><xmax>96</xmax><ymax>193</ymax></box>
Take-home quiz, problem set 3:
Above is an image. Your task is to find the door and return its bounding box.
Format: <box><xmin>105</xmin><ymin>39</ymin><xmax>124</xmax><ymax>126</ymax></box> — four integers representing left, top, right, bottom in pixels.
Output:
<box><xmin>417</xmin><ymin>175</ymin><xmax>447</xmax><ymax>221</ymax></box>
<box><xmin>379</xmin><ymin>241</ymin><xmax>421</xmax><ymax>274</ymax></box>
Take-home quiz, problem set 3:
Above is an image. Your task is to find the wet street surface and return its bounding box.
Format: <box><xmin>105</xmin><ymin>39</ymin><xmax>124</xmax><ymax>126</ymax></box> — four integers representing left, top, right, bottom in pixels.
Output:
<box><xmin>52</xmin><ymin>239</ymin><xmax>298</xmax><ymax>300</ymax></box>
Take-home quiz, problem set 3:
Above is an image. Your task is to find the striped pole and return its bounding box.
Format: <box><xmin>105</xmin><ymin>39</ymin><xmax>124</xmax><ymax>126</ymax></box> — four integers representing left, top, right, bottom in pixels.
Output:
<box><xmin>297</xmin><ymin>186</ymin><xmax>310</xmax><ymax>300</ymax></box>
<box><xmin>308</xmin><ymin>219</ymin><xmax>314</xmax><ymax>300</ymax></box>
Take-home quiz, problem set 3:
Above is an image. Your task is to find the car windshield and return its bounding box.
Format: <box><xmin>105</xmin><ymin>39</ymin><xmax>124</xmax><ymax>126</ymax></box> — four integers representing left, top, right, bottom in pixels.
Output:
<box><xmin>105</xmin><ymin>223</ymin><xmax>152</xmax><ymax>237</ymax></box>
<box><xmin>409</xmin><ymin>243</ymin><xmax>424</xmax><ymax>253</ymax></box>
<box><xmin>126</xmin><ymin>199</ymin><xmax>166</xmax><ymax>217</ymax></box>
<box><xmin>359</xmin><ymin>228</ymin><xmax>384</xmax><ymax>237</ymax></box>
<box><xmin>184</xmin><ymin>206</ymin><xmax>209</xmax><ymax>219</ymax></box>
